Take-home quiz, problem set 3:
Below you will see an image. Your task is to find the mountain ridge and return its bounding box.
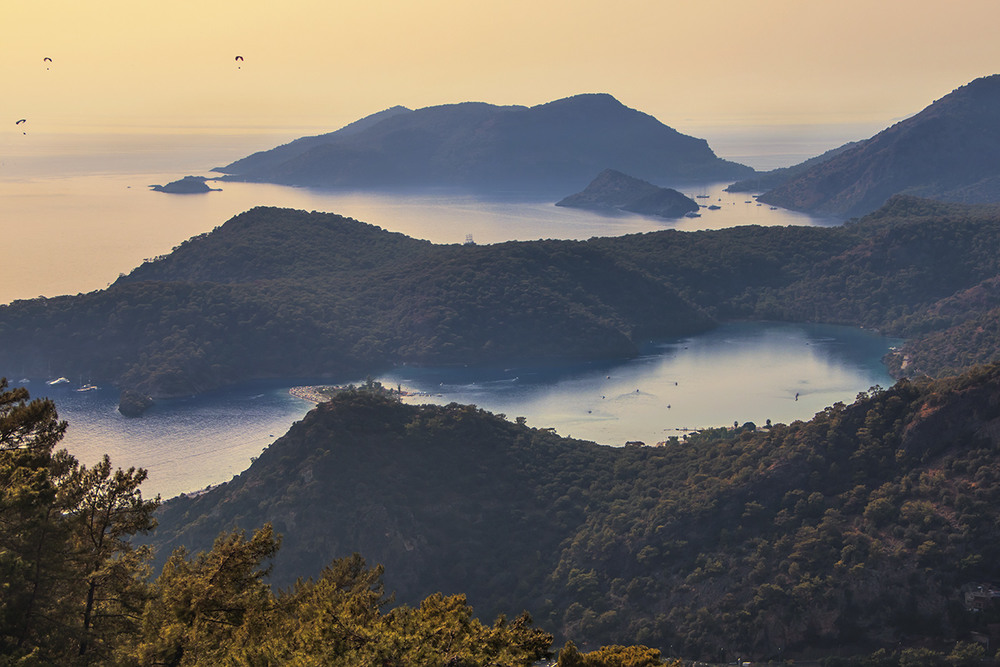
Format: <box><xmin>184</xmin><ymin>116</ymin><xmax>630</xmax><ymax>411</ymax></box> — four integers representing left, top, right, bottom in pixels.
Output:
<box><xmin>757</xmin><ymin>74</ymin><xmax>1000</xmax><ymax>217</ymax></box>
<box><xmin>215</xmin><ymin>94</ymin><xmax>753</xmax><ymax>193</ymax></box>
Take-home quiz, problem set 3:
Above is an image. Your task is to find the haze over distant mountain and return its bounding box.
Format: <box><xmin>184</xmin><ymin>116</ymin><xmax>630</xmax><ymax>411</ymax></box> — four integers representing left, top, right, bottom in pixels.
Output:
<box><xmin>757</xmin><ymin>74</ymin><xmax>1000</xmax><ymax>217</ymax></box>
<box><xmin>556</xmin><ymin>169</ymin><xmax>700</xmax><ymax>218</ymax></box>
<box><xmin>218</xmin><ymin>105</ymin><xmax>412</xmax><ymax>177</ymax></box>
<box><xmin>215</xmin><ymin>94</ymin><xmax>753</xmax><ymax>193</ymax></box>
<box><xmin>724</xmin><ymin>140</ymin><xmax>862</xmax><ymax>194</ymax></box>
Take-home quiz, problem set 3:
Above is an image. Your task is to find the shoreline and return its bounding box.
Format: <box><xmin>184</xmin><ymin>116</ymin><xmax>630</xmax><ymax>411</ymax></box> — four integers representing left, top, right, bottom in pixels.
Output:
<box><xmin>288</xmin><ymin>386</ymin><xmax>330</xmax><ymax>403</ymax></box>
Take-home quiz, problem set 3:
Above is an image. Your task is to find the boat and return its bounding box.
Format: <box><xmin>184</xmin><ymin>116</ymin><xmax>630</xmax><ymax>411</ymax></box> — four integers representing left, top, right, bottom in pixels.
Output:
<box><xmin>46</xmin><ymin>377</ymin><xmax>70</xmax><ymax>385</ymax></box>
<box><xmin>76</xmin><ymin>384</ymin><xmax>99</xmax><ymax>392</ymax></box>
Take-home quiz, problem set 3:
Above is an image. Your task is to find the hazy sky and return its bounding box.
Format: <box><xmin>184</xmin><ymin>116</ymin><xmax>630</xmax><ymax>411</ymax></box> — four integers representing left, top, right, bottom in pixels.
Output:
<box><xmin>4</xmin><ymin>0</ymin><xmax>1000</xmax><ymax>137</ymax></box>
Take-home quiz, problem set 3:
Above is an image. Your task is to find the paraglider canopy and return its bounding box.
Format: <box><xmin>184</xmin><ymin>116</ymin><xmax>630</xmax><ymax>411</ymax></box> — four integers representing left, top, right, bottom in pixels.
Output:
<box><xmin>15</xmin><ymin>119</ymin><xmax>26</xmax><ymax>124</ymax></box>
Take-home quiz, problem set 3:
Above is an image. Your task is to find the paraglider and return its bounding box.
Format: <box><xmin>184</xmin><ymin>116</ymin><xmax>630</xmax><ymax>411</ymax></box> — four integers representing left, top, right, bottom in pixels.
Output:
<box><xmin>235</xmin><ymin>55</ymin><xmax>243</xmax><ymax>69</ymax></box>
<box><xmin>43</xmin><ymin>56</ymin><xmax>52</xmax><ymax>69</ymax></box>
<box><xmin>15</xmin><ymin>118</ymin><xmax>26</xmax><ymax>135</ymax></box>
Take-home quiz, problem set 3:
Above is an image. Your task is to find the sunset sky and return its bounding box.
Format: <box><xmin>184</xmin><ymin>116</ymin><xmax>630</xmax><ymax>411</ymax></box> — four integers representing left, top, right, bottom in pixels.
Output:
<box><xmin>3</xmin><ymin>0</ymin><xmax>1000</xmax><ymax>139</ymax></box>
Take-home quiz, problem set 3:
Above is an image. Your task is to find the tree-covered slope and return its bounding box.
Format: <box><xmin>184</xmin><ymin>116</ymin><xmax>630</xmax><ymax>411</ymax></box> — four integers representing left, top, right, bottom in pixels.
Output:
<box><xmin>2</xmin><ymin>198</ymin><xmax>1000</xmax><ymax>402</ymax></box>
<box><xmin>0</xmin><ymin>207</ymin><xmax>713</xmax><ymax>399</ymax></box>
<box><xmin>151</xmin><ymin>364</ymin><xmax>1000</xmax><ymax>659</ymax></box>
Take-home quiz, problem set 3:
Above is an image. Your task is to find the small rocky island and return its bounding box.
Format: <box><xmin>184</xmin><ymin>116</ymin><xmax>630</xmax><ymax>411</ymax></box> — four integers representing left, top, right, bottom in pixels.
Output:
<box><xmin>556</xmin><ymin>169</ymin><xmax>699</xmax><ymax>219</ymax></box>
<box><xmin>150</xmin><ymin>175</ymin><xmax>220</xmax><ymax>194</ymax></box>
<box><xmin>118</xmin><ymin>389</ymin><xmax>154</xmax><ymax>417</ymax></box>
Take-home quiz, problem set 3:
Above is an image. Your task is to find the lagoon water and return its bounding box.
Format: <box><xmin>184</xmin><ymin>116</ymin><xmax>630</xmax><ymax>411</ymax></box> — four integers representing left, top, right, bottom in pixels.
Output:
<box><xmin>37</xmin><ymin>322</ymin><xmax>898</xmax><ymax>500</ymax></box>
<box><xmin>1</xmin><ymin>125</ymin><xmax>890</xmax><ymax>498</ymax></box>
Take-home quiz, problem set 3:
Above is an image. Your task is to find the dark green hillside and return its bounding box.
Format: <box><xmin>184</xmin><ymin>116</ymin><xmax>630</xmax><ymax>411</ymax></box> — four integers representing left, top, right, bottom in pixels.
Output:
<box><xmin>3</xmin><ymin>197</ymin><xmax>1000</xmax><ymax>403</ymax></box>
<box><xmin>0</xmin><ymin>207</ymin><xmax>713</xmax><ymax>399</ymax></box>
<box><xmin>151</xmin><ymin>365</ymin><xmax>1000</xmax><ymax>659</ymax></box>
<box><xmin>0</xmin><ymin>379</ymin><xmax>556</xmax><ymax>665</ymax></box>
<box><xmin>591</xmin><ymin>223</ymin><xmax>858</xmax><ymax>316</ymax></box>
<box><xmin>760</xmin><ymin>197</ymin><xmax>1000</xmax><ymax>353</ymax></box>
<box><xmin>120</xmin><ymin>206</ymin><xmax>433</xmax><ymax>284</ymax></box>
<box><xmin>152</xmin><ymin>388</ymin><xmax>617</xmax><ymax>620</ymax></box>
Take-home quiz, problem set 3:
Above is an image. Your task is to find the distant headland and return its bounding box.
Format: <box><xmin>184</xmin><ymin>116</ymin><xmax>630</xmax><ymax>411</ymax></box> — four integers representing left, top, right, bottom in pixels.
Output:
<box><xmin>213</xmin><ymin>94</ymin><xmax>753</xmax><ymax>194</ymax></box>
<box><xmin>150</xmin><ymin>175</ymin><xmax>221</xmax><ymax>194</ymax></box>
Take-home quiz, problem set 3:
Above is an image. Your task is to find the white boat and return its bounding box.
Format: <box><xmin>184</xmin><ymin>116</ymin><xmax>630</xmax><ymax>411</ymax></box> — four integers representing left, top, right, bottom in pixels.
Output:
<box><xmin>76</xmin><ymin>384</ymin><xmax>99</xmax><ymax>392</ymax></box>
<box><xmin>46</xmin><ymin>377</ymin><xmax>70</xmax><ymax>385</ymax></box>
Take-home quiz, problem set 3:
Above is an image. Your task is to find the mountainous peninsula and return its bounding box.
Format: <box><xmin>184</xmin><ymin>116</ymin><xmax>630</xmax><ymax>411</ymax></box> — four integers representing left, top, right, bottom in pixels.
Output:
<box><xmin>214</xmin><ymin>94</ymin><xmax>753</xmax><ymax>193</ymax></box>
<box><xmin>556</xmin><ymin>169</ymin><xmax>700</xmax><ymax>219</ymax></box>
<box><xmin>755</xmin><ymin>75</ymin><xmax>1000</xmax><ymax>217</ymax></box>
<box><xmin>151</xmin><ymin>365</ymin><xmax>1000</xmax><ymax>659</ymax></box>
<box><xmin>2</xmin><ymin>199</ymin><xmax>1000</xmax><ymax>410</ymax></box>
<box><xmin>725</xmin><ymin>140</ymin><xmax>862</xmax><ymax>195</ymax></box>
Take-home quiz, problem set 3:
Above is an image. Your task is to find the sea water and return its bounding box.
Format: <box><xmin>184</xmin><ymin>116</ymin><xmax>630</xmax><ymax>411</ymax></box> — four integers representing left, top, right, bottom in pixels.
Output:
<box><xmin>35</xmin><ymin>322</ymin><xmax>899</xmax><ymax>500</ymax></box>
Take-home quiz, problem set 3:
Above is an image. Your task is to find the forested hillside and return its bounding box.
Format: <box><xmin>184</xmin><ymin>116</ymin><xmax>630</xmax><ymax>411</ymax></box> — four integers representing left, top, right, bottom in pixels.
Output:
<box><xmin>1</xmin><ymin>198</ymin><xmax>999</xmax><ymax>405</ymax></box>
<box><xmin>151</xmin><ymin>365</ymin><xmax>1000</xmax><ymax>659</ymax></box>
<box><xmin>0</xmin><ymin>378</ymin><xmax>670</xmax><ymax>666</ymax></box>
<box><xmin>0</xmin><ymin>207</ymin><xmax>713</xmax><ymax>400</ymax></box>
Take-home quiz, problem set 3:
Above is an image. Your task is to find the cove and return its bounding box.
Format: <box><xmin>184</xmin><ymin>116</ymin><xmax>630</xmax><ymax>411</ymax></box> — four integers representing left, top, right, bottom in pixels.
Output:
<box><xmin>380</xmin><ymin>321</ymin><xmax>900</xmax><ymax>446</ymax></box>
<box><xmin>45</xmin><ymin>321</ymin><xmax>899</xmax><ymax>500</ymax></box>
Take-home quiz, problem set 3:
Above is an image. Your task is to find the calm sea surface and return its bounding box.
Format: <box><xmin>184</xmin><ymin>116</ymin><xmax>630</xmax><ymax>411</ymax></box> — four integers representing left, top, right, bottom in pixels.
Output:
<box><xmin>31</xmin><ymin>322</ymin><xmax>898</xmax><ymax>500</ymax></box>
<box><xmin>0</xmin><ymin>126</ymin><xmax>891</xmax><ymax>498</ymax></box>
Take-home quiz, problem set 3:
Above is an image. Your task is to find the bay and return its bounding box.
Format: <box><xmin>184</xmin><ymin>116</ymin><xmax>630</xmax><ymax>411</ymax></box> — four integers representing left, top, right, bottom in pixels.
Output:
<box><xmin>383</xmin><ymin>322</ymin><xmax>899</xmax><ymax>446</ymax></box>
<box><xmin>1</xmin><ymin>126</ymin><xmax>885</xmax><ymax>500</ymax></box>
<box><xmin>39</xmin><ymin>322</ymin><xmax>898</xmax><ymax>500</ymax></box>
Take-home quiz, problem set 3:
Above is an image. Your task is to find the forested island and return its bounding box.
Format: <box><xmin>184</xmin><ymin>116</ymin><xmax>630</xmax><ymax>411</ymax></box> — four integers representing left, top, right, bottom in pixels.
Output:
<box><xmin>1</xmin><ymin>196</ymin><xmax>1000</xmax><ymax>413</ymax></box>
